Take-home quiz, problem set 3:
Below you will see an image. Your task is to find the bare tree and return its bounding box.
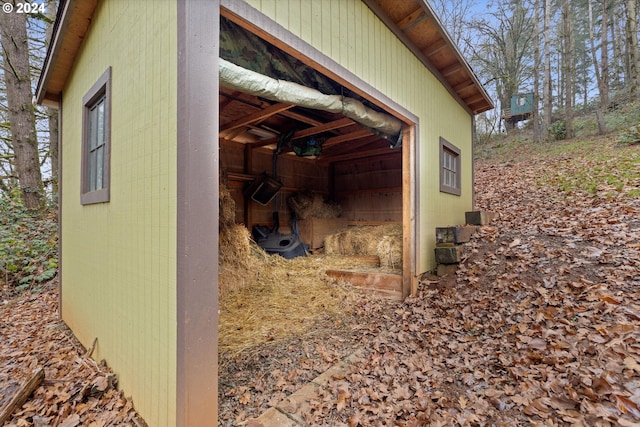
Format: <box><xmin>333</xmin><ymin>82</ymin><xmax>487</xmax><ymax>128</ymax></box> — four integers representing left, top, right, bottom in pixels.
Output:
<box><xmin>543</xmin><ymin>0</ymin><xmax>553</xmax><ymax>138</ymax></box>
<box><xmin>0</xmin><ymin>4</ymin><xmax>44</xmax><ymax>208</ymax></box>
<box><xmin>470</xmin><ymin>0</ymin><xmax>535</xmax><ymax>132</ymax></box>
<box><xmin>626</xmin><ymin>0</ymin><xmax>639</xmax><ymax>100</ymax></box>
<box><xmin>533</xmin><ymin>0</ymin><xmax>543</xmax><ymax>142</ymax></box>
<box><xmin>562</xmin><ymin>0</ymin><xmax>574</xmax><ymax>139</ymax></box>
<box><xmin>45</xmin><ymin>0</ymin><xmax>58</xmax><ymax>196</ymax></box>
<box><xmin>588</xmin><ymin>0</ymin><xmax>608</xmax><ymax>133</ymax></box>
<box><xmin>429</xmin><ymin>0</ymin><xmax>477</xmax><ymax>58</ymax></box>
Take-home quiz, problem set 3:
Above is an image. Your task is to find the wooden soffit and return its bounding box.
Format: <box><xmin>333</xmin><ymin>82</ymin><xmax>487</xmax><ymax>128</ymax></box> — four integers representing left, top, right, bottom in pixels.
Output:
<box><xmin>364</xmin><ymin>0</ymin><xmax>494</xmax><ymax>115</ymax></box>
<box><xmin>35</xmin><ymin>0</ymin><xmax>99</xmax><ymax>106</ymax></box>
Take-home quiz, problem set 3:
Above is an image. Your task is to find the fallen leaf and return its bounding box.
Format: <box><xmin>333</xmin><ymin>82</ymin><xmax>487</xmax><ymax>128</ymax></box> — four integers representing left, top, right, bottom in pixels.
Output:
<box><xmin>59</xmin><ymin>414</ymin><xmax>80</xmax><ymax>427</ymax></box>
<box><xmin>239</xmin><ymin>391</ymin><xmax>251</xmax><ymax>405</ymax></box>
<box><xmin>624</xmin><ymin>357</ymin><xmax>640</xmax><ymax>374</ymax></box>
<box><xmin>615</xmin><ymin>394</ymin><xmax>640</xmax><ymax>418</ymax></box>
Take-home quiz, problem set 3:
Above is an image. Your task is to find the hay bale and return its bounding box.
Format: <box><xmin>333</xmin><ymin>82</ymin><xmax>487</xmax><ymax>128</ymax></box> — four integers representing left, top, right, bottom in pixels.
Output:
<box><xmin>325</xmin><ymin>224</ymin><xmax>402</xmax><ymax>269</ymax></box>
<box><xmin>218</xmin><ymin>224</ymin><xmax>254</xmax><ymax>296</ymax></box>
<box><xmin>377</xmin><ymin>234</ymin><xmax>402</xmax><ymax>268</ymax></box>
<box><xmin>288</xmin><ymin>190</ymin><xmax>342</xmax><ymax>219</ymax></box>
<box><xmin>219</xmin><ymin>184</ymin><xmax>236</xmax><ymax>228</ymax></box>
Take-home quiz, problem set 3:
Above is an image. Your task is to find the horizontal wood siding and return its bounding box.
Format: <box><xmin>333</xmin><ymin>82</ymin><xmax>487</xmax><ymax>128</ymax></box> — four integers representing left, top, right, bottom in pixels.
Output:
<box><xmin>243</xmin><ymin>0</ymin><xmax>474</xmax><ymax>271</ymax></box>
<box><xmin>60</xmin><ymin>1</ymin><xmax>177</xmax><ymax>425</ymax></box>
<box><xmin>333</xmin><ymin>154</ymin><xmax>402</xmax><ymax>222</ymax></box>
<box><xmin>220</xmin><ymin>144</ymin><xmax>329</xmax><ymax>228</ymax></box>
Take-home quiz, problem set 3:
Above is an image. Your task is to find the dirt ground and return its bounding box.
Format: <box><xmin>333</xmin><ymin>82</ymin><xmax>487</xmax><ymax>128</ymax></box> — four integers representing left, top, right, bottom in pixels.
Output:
<box><xmin>2</xmin><ymin>138</ymin><xmax>639</xmax><ymax>426</ymax></box>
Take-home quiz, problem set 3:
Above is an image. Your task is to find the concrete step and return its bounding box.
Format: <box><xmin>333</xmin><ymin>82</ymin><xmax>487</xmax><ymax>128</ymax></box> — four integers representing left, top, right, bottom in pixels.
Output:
<box><xmin>436</xmin><ymin>225</ymin><xmax>478</xmax><ymax>244</ymax></box>
<box><xmin>465</xmin><ymin>210</ymin><xmax>497</xmax><ymax>226</ymax></box>
<box><xmin>434</xmin><ymin>245</ymin><xmax>464</xmax><ymax>264</ymax></box>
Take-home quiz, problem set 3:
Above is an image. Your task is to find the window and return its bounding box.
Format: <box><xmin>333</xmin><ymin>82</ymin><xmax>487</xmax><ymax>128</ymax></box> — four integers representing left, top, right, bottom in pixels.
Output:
<box><xmin>439</xmin><ymin>137</ymin><xmax>461</xmax><ymax>196</ymax></box>
<box><xmin>81</xmin><ymin>67</ymin><xmax>111</xmax><ymax>205</ymax></box>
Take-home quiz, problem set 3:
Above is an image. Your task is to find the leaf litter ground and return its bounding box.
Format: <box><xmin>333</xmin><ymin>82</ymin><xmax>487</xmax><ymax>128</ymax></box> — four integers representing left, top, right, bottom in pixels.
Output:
<box><xmin>220</xmin><ymin>137</ymin><xmax>640</xmax><ymax>426</ymax></box>
<box><xmin>1</xmin><ymin>136</ymin><xmax>639</xmax><ymax>426</ymax></box>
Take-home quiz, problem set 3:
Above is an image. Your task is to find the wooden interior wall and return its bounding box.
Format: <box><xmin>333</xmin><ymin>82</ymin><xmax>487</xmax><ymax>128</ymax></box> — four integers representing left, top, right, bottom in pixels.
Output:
<box><xmin>220</xmin><ymin>141</ymin><xmax>402</xmax><ymax>228</ymax></box>
<box><xmin>332</xmin><ymin>153</ymin><xmax>402</xmax><ymax>223</ymax></box>
<box><xmin>220</xmin><ymin>140</ymin><xmax>329</xmax><ymax>230</ymax></box>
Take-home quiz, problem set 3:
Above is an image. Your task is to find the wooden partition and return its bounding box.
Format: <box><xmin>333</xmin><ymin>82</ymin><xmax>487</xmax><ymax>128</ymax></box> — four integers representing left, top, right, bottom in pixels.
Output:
<box><xmin>221</xmin><ymin>140</ymin><xmax>402</xmax><ymax>230</ymax></box>
<box><xmin>332</xmin><ymin>153</ymin><xmax>402</xmax><ymax>223</ymax></box>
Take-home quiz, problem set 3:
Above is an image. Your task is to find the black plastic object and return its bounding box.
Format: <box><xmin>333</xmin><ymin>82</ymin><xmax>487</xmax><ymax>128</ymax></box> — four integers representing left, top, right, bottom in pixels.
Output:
<box><xmin>244</xmin><ymin>172</ymin><xmax>282</xmax><ymax>205</ymax></box>
<box><xmin>252</xmin><ymin>226</ymin><xmax>307</xmax><ymax>259</ymax></box>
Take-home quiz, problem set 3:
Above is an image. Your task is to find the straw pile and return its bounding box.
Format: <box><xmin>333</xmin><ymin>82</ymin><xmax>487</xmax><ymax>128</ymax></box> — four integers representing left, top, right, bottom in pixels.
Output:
<box><xmin>218</xmin><ymin>254</ymin><xmax>369</xmax><ymax>358</ymax></box>
<box><xmin>325</xmin><ymin>224</ymin><xmax>402</xmax><ymax>269</ymax></box>
<box><xmin>219</xmin><ymin>183</ymin><xmax>236</xmax><ymax>228</ymax></box>
<box><xmin>218</xmin><ymin>183</ymin><xmax>357</xmax><ymax>357</ymax></box>
<box><xmin>288</xmin><ymin>190</ymin><xmax>342</xmax><ymax>219</ymax></box>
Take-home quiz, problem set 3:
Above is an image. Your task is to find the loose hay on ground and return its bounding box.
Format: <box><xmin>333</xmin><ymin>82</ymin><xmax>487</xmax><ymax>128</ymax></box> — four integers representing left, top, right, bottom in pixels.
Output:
<box><xmin>218</xmin><ymin>254</ymin><xmax>379</xmax><ymax>359</ymax></box>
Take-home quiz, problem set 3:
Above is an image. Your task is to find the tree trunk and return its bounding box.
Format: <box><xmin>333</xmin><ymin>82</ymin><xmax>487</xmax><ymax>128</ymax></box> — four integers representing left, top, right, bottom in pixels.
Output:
<box><xmin>533</xmin><ymin>0</ymin><xmax>542</xmax><ymax>143</ymax></box>
<box><xmin>47</xmin><ymin>109</ymin><xmax>59</xmax><ymax>196</ymax></box>
<box><xmin>543</xmin><ymin>0</ymin><xmax>553</xmax><ymax>138</ymax></box>
<box><xmin>46</xmin><ymin>0</ymin><xmax>59</xmax><ymax>197</ymax></box>
<box><xmin>588</xmin><ymin>0</ymin><xmax>607</xmax><ymax>134</ymax></box>
<box><xmin>0</xmin><ymin>9</ymin><xmax>44</xmax><ymax>209</ymax></box>
<box><xmin>563</xmin><ymin>0</ymin><xmax>573</xmax><ymax>139</ymax></box>
<box><xmin>600</xmin><ymin>0</ymin><xmax>610</xmax><ymax>107</ymax></box>
<box><xmin>627</xmin><ymin>0</ymin><xmax>639</xmax><ymax>100</ymax></box>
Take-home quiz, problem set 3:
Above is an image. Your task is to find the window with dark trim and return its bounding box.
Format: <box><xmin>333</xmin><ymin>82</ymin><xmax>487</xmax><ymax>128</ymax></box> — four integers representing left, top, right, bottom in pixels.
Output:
<box><xmin>439</xmin><ymin>137</ymin><xmax>461</xmax><ymax>196</ymax></box>
<box><xmin>81</xmin><ymin>67</ymin><xmax>112</xmax><ymax>205</ymax></box>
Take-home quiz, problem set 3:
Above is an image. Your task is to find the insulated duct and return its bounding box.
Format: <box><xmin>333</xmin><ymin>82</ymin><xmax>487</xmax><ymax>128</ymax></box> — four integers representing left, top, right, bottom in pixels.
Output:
<box><xmin>219</xmin><ymin>58</ymin><xmax>403</xmax><ymax>147</ymax></box>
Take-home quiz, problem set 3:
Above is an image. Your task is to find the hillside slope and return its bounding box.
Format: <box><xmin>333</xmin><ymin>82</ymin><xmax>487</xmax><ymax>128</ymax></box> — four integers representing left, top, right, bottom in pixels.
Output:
<box><xmin>2</xmin><ymin>131</ymin><xmax>639</xmax><ymax>426</ymax></box>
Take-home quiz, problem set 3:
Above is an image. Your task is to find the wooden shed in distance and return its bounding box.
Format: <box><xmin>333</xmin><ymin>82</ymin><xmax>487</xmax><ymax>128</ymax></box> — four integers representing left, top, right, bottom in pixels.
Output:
<box><xmin>36</xmin><ymin>0</ymin><xmax>492</xmax><ymax>425</ymax></box>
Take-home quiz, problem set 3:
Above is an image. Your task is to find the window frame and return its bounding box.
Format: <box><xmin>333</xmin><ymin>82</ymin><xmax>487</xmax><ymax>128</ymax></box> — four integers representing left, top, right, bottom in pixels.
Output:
<box><xmin>439</xmin><ymin>137</ymin><xmax>461</xmax><ymax>196</ymax></box>
<box><xmin>81</xmin><ymin>67</ymin><xmax>112</xmax><ymax>205</ymax></box>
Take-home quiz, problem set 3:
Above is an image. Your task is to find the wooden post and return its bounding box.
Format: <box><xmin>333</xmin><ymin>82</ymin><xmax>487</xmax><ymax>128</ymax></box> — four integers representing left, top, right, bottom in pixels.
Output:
<box><xmin>0</xmin><ymin>367</ymin><xmax>45</xmax><ymax>424</ymax></box>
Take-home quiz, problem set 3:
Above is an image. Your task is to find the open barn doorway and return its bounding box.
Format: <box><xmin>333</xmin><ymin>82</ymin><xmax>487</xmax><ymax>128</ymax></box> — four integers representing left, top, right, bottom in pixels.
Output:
<box><xmin>217</xmin><ymin>8</ymin><xmax>418</xmax><ymax>356</ymax></box>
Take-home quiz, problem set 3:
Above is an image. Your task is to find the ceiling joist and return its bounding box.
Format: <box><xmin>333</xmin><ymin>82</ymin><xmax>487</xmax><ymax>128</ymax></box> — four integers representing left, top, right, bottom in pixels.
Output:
<box><xmin>219</xmin><ymin>102</ymin><xmax>293</xmax><ymax>137</ymax></box>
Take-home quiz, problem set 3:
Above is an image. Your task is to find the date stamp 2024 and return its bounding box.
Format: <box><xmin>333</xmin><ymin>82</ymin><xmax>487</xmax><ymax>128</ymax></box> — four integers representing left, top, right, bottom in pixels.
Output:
<box><xmin>2</xmin><ymin>2</ymin><xmax>46</xmax><ymax>14</ymax></box>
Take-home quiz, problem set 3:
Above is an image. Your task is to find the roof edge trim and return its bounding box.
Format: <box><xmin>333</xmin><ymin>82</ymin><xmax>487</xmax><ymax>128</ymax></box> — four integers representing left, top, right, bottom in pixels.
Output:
<box><xmin>362</xmin><ymin>0</ymin><xmax>494</xmax><ymax>115</ymax></box>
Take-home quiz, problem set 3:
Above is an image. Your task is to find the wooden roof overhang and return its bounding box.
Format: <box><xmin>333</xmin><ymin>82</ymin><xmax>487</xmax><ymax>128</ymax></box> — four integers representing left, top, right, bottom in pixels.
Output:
<box><xmin>36</xmin><ymin>0</ymin><xmax>493</xmax><ymax>163</ymax></box>
<box><xmin>364</xmin><ymin>0</ymin><xmax>494</xmax><ymax>115</ymax></box>
<box><xmin>35</xmin><ymin>0</ymin><xmax>98</xmax><ymax>107</ymax></box>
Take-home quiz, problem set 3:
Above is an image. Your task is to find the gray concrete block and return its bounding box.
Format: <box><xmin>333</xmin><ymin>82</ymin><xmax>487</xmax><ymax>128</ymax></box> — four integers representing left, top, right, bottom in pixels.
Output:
<box><xmin>465</xmin><ymin>211</ymin><xmax>497</xmax><ymax>226</ymax></box>
<box><xmin>435</xmin><ymin>245</ymin><xmax>464</xmax><ymax>264</ymax></box>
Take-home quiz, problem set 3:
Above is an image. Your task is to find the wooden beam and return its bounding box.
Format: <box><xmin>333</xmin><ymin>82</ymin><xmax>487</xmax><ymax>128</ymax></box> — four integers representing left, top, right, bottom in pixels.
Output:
<box><xmin>441</xmin><ymin>62</ymin><xmax>463</xmax><ymax>77</ymax></box>
<box><xmin>249</xmin><ymin>117</ymin><xmax>356</xmax><ymax>149</ymax></box>
<box><xmin>423</xmin><ymin>39</ymin><xmax>448</xmax><ymax>57</ymax></box>
<box><xmin>219</xmin><ymin>102</ymin><xmax>293</xmax><ymax>136</ymax></box>
<box><xmin>334</xmin><ymin>186</ymin><xmax>402</xmax><ymax>196</ymax></box>
<box><xmin>397</xmin><ymin>7</ymin><xmax>427</xmax><ymax>32</ymax></box>
<box><xmin>280</xmin><ymin>110</ymin><xmax>323</xmax><ymax>126</ymax></box>
<box><xmin>294</xmin><ymin>117</ymin><xmax>355</xmax><ymax>139</ymax></box>
<box><xmin>323</xmin><ymin>129</ymin><xmax>372</xmax><ymax>148</ymax></box>
<box><xmin>0</xmin><ymin>368</ymin><xmax>44</xmax><ymax>425</ymax></box>
<box><xmin>453</xmin><ymin>80</ymin><xmax>475</xmax><ymax>93</ymax></box>
<box><xmin>402</xmin><ymin>125</ymin><xmax>416</xmax><ymax>298</ymax></box>
<box><xmin>320</xmin><ymin>135</ymin><xmax>381</xmax><ymax>158</ymax></box>
<box><xmin>463</xmin><ymin>93</ymin><xmax>487</xmax><ymax>105</ymax></box>
<box><xmin>218</xmin><ymin>90</ymin><xmax>242</xmax><ymax>114</ymax></box>
<box><xmin>319</xmin><ymin>146</ymin><xmax>395</xmax><ymax>164</ymax></box>
<box><xmin>325</xmin><ymin>270</ymin><xmax>402</xmax><ymax>301</ymax></box>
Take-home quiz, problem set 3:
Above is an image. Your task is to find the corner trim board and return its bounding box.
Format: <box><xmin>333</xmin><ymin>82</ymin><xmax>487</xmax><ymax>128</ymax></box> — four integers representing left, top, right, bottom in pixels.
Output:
<box><xmin>176</xmin><ymin>0</ymin><xmax>219</xmax><ymax>425</ymax></box>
